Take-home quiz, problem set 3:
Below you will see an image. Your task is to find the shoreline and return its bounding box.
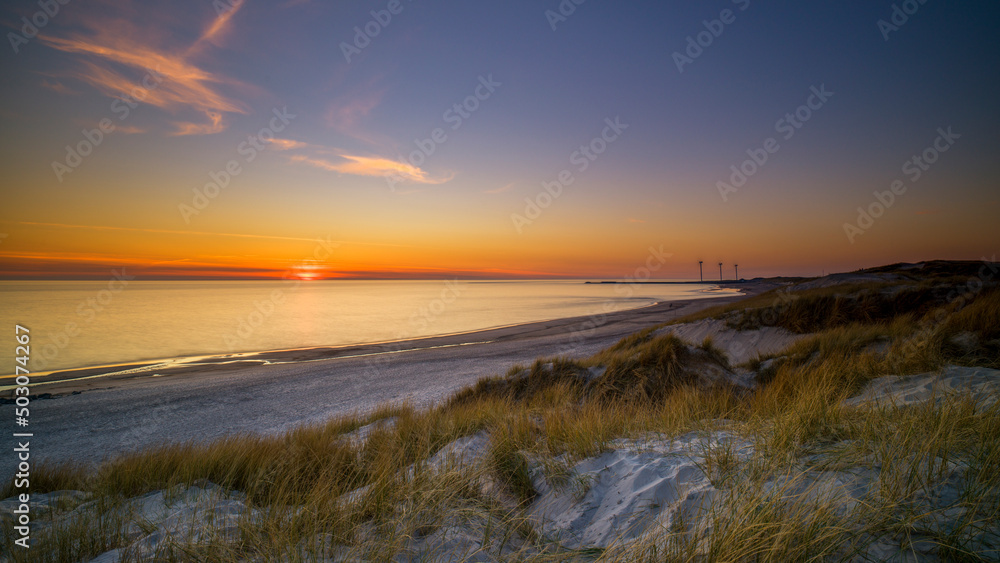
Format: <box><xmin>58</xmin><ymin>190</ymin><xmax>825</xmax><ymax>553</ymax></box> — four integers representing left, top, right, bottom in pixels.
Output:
<box><xmin>1</xmin><ymin>281</ymin><xmax>776</xmax><ymax>473</ymax></box>
<box><xmin>9</xmin><ymin>285</ymin><xmax>751</xmax><ymax>396</ymax></box>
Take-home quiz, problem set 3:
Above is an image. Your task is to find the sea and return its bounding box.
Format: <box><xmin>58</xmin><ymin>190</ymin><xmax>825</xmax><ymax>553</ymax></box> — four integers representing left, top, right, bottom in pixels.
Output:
<box><xmin>0</xmin><ymin>279</ymin><xmax>730</xmax><ymax>376</ymax></box>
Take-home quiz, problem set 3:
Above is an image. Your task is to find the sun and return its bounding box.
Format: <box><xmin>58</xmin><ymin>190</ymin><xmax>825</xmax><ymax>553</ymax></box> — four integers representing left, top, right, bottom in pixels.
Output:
<box><xmin>291</xmin><ymin>260</ymin><xmax>326</xmax><ymax>281</ymax></box>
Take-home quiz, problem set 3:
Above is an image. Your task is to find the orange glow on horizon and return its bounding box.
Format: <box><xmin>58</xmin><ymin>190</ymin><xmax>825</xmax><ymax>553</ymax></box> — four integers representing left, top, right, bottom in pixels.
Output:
<box><xmin>1</xmin><ymin>209</ymin><xmax>995</xmax><ymax>281</ymax></box>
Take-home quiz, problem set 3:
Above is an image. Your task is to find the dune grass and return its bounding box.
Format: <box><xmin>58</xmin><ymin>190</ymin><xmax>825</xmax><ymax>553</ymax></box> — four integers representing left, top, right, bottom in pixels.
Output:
<box><xmin>664</xmin><ymin>268</ymin><xmax>998</xmax><ymax>336</ymax></box>
<box><xmin>3</xmin><ymin>277</ymin><xmax>998</xmax><ymax>561</ymax></box>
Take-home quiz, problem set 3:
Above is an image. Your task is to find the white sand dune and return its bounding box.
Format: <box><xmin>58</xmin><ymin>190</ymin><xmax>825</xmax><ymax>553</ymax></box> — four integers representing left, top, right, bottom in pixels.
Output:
<box><xmin>528</xmin><ymin>430</ymin><xmax>751</xmax><ymax>549</ymax></box>
<box><xmin>655</xmin><ymin>318</ymin><xmax>808</xmax><ymax>365</ymax></box>
<box><xmin>339</xmin><ymin>416</ymin><xmax>398</xmax><ymax>447</ymax></box>
<box><xmin>5</xmin><ymin>366</ymin><xmax>998</xmax><ymax>561</ymax></box>
<box><xmin>844</xmin><ymin>365</ymin><xmax>1000</xmax><ymax>408</ymax></box>
<box><xmin>15</xmin><ymin>484</ymin><xmax>256</xmax><ymax>563</ymax></box>
<box><xmin>424</xmin><ymin>431</ymin><xmax>492</xmax><ymax>472</ymax></box>
<box><xmin>524</xmin><ymin>365</ymin><xmax>999</xmax><ymax>556</ymax></box>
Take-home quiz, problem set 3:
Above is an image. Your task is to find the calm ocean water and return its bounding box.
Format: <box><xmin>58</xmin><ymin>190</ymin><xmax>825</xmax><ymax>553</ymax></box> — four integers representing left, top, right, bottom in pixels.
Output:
<box><xmin>1</xmin><ymin>280</ymin><xmax>728</xmax><ymax>375</ymax></box>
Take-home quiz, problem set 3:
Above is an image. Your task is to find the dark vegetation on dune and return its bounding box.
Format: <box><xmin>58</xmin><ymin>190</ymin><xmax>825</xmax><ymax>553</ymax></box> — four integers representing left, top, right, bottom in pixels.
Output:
<box><xmin>683</xmin><ymin>261</ymin><xmax>1000</xmax><ymax>373</ymax></box>
<box><xmin>728</xmin><ymin>282</ymin><xmax>979</xmax><ymax>333</ymax></box>
<box><xmin>447</xmin><ymin>332</ymin><xmax>738</xmax><ymax>409</ymax></box>
<box><xmin>862</xmin><ymin>260</ymin><xmax>995</xmax><ymax>279</ymax></box>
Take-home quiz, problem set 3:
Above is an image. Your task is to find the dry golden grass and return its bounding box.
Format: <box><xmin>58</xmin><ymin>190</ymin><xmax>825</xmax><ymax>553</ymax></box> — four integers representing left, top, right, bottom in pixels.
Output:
<box><xmin>3</xmin><ymin>277</ymin><xmax>998</xmax><ymax>561</ymax></box>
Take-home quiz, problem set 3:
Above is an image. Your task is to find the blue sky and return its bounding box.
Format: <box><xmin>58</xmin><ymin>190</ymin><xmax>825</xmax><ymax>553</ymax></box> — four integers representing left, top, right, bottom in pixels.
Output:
<box><xmin>1</xmin><ymin>0</ymin><xmax>997</xmax><ymax>279</ymax></box>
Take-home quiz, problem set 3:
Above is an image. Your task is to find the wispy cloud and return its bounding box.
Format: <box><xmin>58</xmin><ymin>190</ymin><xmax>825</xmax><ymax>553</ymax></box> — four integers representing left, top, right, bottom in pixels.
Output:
<box><xmin>323</xmin><ymin>85</ymin><xmax>397</xmax><ymax>147</ymax></box>
<box><xmin>319</xmin><ymin>76</ymin><xmax>452</xmax><ymax>182</ymax></box>
<box><xmin>268</xmin><ymin>138</ymin><xmax>309</xmax><ymax>150</ymax></box>
<box><xmin>171</xmin><ymin>111</ymin><xmax>225</xmax><ymax>136</ymax></box>
<box><xmin>115</xmin><ymin>125</ymin><xmax>146</xmax><ymax>134</ymax></box>
<box><xmin>627</xmin><ymin>218</ymin><xmax>646</xmax><ymax>224</ymax></box>
<box><xmin>188</xmin><ymin>0</ymin><xmax>245</xmax><ymax>53</ymax></box>
<box><xmin>38</xmin><ymin>2</ymin><xmax>251</xmax><ymax>135</ymax></box>
<box><xmin>325</xmin><ymin>93</ymin><xmax>383</xmax><ymax>133</ymax></box>
<box><xmin>271</xmin><ymin>138</ymin><xmax>454</xmax><ymax>185</ymax></box>
<box><xmin>484</xmin><ymin>182</ymin><xmax>516</xmax><ymax>194</ymax></box>
<box><xmin>290</xmin><ymin>154</ymin><xmax>452</xmax><ymax>184</ymax></box>
<box><xmin>39</xmin><ymin>78</ymin><xmax>79</xmax><ymax>95</ymax></box>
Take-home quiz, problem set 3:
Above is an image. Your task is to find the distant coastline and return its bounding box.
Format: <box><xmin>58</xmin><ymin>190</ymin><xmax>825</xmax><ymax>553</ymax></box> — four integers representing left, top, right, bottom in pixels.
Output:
<box><xmin>584</xmin><ymin>280</ymin><xmax>748</xmax><ymax>284</ymax></box>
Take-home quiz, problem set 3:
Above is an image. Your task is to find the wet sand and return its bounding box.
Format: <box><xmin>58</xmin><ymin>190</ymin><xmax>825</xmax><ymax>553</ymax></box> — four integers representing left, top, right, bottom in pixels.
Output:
<box><xmin>3</xmin><ymin>282</ymin><xmax>772</xmax><ymax>475</ymax></box>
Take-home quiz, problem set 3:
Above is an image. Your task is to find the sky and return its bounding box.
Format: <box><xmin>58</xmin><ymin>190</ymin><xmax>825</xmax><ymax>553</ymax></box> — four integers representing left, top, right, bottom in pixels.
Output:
<box><xmin>0</xmin><ymin>0</ymin><xmax>997</xmax><ymax>280</ymax></box>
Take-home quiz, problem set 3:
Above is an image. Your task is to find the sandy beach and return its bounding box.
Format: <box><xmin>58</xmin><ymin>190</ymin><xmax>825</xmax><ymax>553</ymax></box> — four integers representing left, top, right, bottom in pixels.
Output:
<box><xmin>4</xmin><ymin>283</ymin><xmax>768</xmax><ymax>477</ymax></box>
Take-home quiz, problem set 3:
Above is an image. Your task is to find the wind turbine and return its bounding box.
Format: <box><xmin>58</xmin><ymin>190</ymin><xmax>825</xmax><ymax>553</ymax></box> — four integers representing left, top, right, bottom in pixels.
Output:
<box><xmin>734</xmin><ymin>264</ymin><xmax>739</xmax><ymax>281</ymax></box>
<box><xmin>718</xmin><ymin>262</ymin><xmax>723</xmax><ymax>281</ymax></box>
<box><xmin>698</xmin><ymin>261</ymin><xmax>703</xmax><ymax>282</ymax></box>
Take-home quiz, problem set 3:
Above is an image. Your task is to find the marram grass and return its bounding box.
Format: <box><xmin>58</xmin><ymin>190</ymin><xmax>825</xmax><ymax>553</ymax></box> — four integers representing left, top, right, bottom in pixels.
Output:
<box><xmin>3</xmin><ymin>281</ymin><xmax>998</xmax><ymax>561</ymax></box>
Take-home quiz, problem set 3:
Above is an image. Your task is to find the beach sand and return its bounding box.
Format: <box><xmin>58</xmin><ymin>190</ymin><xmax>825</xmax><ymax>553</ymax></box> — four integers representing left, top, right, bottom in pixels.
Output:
<box><xmin>5</xmin><ymin>282</ymin><xmax>773</xmax><ymax>476</ymax></box>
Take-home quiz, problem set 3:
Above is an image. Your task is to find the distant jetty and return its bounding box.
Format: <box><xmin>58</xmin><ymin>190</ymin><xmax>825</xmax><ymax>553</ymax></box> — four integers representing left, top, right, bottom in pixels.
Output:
<box><xmin>585</xmin><ymin>280</ymin><xmax>745</xmax><ymax>285</ymax></box>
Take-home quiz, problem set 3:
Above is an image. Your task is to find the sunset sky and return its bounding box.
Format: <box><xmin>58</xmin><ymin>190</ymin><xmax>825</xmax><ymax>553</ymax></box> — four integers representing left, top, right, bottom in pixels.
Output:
<box><xmin>1</xmin><ymin>0</ymin><xmax>997</xmax><ymax>280</ymax></box>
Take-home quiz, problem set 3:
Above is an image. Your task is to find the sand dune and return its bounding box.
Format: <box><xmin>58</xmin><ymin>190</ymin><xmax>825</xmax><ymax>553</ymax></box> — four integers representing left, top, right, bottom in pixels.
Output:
<box><xmin>655</xmin><ymin>317</ymin><xmax>807</xmax><ymax>365</ymax></box>
<box><xmin>20</xmin><ymin>365</ymin><xmax>995</xmax><ymax>561</ymax></box>
<box><xmin>844</xmin><ymin>364</ymin><xmax>1000</xmax><ymax>408</ymax></box>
